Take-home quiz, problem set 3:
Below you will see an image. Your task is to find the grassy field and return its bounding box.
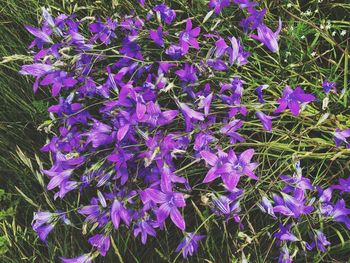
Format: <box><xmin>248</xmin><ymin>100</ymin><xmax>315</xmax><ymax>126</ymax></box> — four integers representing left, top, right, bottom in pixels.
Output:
<box><xmin>0</xmin><ymin>0</ymin><xmax>349</xmax><ymax>262</ymax></box>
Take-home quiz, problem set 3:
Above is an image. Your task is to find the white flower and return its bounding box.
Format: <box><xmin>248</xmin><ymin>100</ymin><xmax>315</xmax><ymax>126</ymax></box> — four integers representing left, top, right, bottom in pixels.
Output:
<box><xmin>341</xmin><ymin>30</ymin><xmax>347</xmax><ymax>36</ymax></box>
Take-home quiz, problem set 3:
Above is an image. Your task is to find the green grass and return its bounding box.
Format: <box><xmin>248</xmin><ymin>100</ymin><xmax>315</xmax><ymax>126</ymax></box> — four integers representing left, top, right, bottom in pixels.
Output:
<box><xmin>0</xmin><ymin>0</ymin><xmax>350</xmax><ymax>262</ymax></box>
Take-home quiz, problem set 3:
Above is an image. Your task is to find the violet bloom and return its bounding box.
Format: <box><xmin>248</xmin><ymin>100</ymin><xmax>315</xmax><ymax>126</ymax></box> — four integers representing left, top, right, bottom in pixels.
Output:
<box><xmin>19</xmin><ymin>63</ymin><xmax>54</xmax><ymax>92</ymax></box>
<box><xmin>25</xmin><ymin>24</ymin><xmax>52</xmax><ymax>45</ymax></box>
<box><xmin>175</xmin><ymin>63</ymin><xmax>198</xmax><ymax>83</ymax></box>
<box><xmin>142</xmin><ymin>101</ymin><xmax>178</xmax><ymax>127</ymax></box>
<box><xmin>278</xmin><ymin>245</ymin><xmax>292</xmax><ymax>263</ymax></box>
<box><xmin>332</xmin><ymin>176</ymin><xmax>350</xmax><ymax>194</ymax></box>
<box><xmin>60</xmin><ymin>254</ymin><xmax>93</xmax><ymax>263</ymax></box>
<box><xmin>274</xmin><ymin>224</ymin><xmax>298</xmax><ymax>245</ymax></box>
<box><xmin>88</xmin><ymin>234</ymin><xmax>110</xmax><ymax>256</ymax></box>
<box><xmin>210</xmin><ymin>191</ymin><xmax>242</xmax><ymax>222</ymax></box>
<box><xmin>250</xmin><ymin>19</ymin><xmax>282</xmax><ymax>53</ymax></box>
<box><xmin>240</xmin><ymin>8</ymin><xmax>266</xmax><ymax>33</ymax></box>
<box><xmin>256</xmin><ymin>111</ymin><xmax>274</xmax><ymax>132</ymax></box>
<box><xmin>220</xmin><ymin>119</ymin><xmax>245</xmax><ymax>144</ymax></box>
<box><xmin>32</xmin><ymin>211</ymin><xmax>70</xmax><ymax>242</ymax></box>
<box><xmin>333</xmin><ymin>128</ymin><xmax>350</xmax><ymax>148</ymax></box>
<box><xmin>40</xmin><ymin>71</ymin><xmax>78</xmax><ymax>96</ymax></box>
<box><xmin>149</xmin><ymin>26</ymin><xmax>165</xmax><ymax>47</ymax></box>
<box><xmin>272</xmin><ymin>192</ymin><xmax>314</xmax><ymax>218</ymax></box>
<box><xmin>227</xmin><ymin>36</ymin><xmax>250</xmax><ymax>66</ymax></box>
<box><xmin>201</xmin><ymin>148</ymin><xmax>258</xmax><ymax>190</ymax></box>
<box><xmin>259</xmin><ymin>196</ymin><xmax>276</xmax><ymax>218</ymax></box>
<box><xmin>179</xmin><ymin>18</ymin><xmax>201</xmax><ymax>54</ymax></box>
<box><xmin>327</xmin><ymin>199</ymin><xmax>350</xmax><ymax>229</ymax></box>
<box><xmin>142</xmin><ymin>188</ymin><xmax>186</xmax><ymax>230</ymax></box>
<box><xmin>209</xmin><ymin>0</ymin><xmax>231</xmax><ymax>14</ymax></box>
<box><xmin>153</xmin><ymin>3</ymin><xmax>176</xmax><ymax>25</ymax></box>
<box><xmin>89</xmin><ymin>17</ymin><xmax>117</xmax><ymax>44</ymax></box>
<box><xmin>207</xmin><ymin>59</ymin><xmax>228</xmax><ymax>71</ymax></box>
<box><xmin>306</xmin><ymin>230</ymin><xmax>330</xmax><ymax>252</ymax></box>
<box><xmin>111</xmin><ymin>199</ymin><xmax>133</xmax><ymax>229</ymax></box>
<box><xmin>165</xmin><ymin>44</ymin><xmax>183</xmax><ymax>59</ymax></box>
<box><xmin>178</xmin><ymin>101</ymin><xmax>205</xmax><ymax>132</ymax></box>
<box><xmin>274</xmin><ymin>86</ymin><xmax>316</xmax><ymax>116</ymax></box>
<box><xmin>256</xmin><ymin>84</ymin><xmax>268</xmax><ymax>103</ymax></box>
<box><xmin>84</xmin><ymin>120</ymin><xmax>114</xmax><ymax>148</ymax></box>
<box><xmin>19</xmin><ymin>63</ymin><xmax>54</xmax><ymax>78</ymax></box>
<box><xmin>133</xmin><ymin>219</ymin><xmax>158</xmax><ymax>244</ymax></box>
<box><xmin>175</xmin><ymin>232</ymin><xmax>205</xmax><ymax>259</ymax></box>
<box><xmin>233</xmin><ymin>0</ymin><xmax>258</xmax><ymax>9</ymax></box>
<box><xmin>322</xmin><ymin>80</ymin><xmax>336</xmax><ymax>93</ymax></box>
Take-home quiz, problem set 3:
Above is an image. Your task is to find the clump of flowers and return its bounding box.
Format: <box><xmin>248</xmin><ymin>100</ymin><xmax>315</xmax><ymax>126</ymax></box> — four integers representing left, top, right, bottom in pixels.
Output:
<box><xmin>20</xmin><ymin>3</ymin><xmax>349</xmax><ymax>262</ymax></box>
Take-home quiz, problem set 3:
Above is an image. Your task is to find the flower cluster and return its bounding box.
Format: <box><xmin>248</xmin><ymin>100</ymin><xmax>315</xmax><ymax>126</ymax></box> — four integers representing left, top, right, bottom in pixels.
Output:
<box><xmin>21</xmin><ymin>2</ymin><xmax>348</xmax><ymax>262</ymax></box>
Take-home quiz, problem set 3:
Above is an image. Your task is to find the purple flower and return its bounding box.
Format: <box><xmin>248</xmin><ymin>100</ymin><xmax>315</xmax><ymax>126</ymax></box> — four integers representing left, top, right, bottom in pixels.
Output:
<box><xmin>274</xmin><ymin>86</ymin><xmax>316</xmax><ymax>116</ymax></box>
<box><xmin>142</xmin><ymin>188</ymin><xmax>186</xmax><ymax>230</ymax></box>
<box><xmin>111</xmin><ymin>199</ymin><xmax>133</xmax><ymax>229</ymax></box>
<box><xmin>207</xmin><ymin>59</ymin><xmax>228</xmax><ymax>71</ymax></box>
<box><xmin>153</xmin><ymin>3</ymin><xmax>176</xmax><ymax>25</ymax></box>
<box><xmin>328</xmin><ymin>199</ymin><xmax>350</xmax><ymax>229</ymax></box>
<box><xmin>25</xmin><ymin>24</ymin><xmax>52</xmax><ymax>44</ymax></box>
<box><xmin>84</xmin><ymin>120</ymin><xmax>114</xmax><ymax>148</ymax></box>
<box><xmin>209</xmin><ymin>0</ymin><xmax>231</xmax><ymax>14</ymax></box>
<box><xmin>220</xmin><ymin>119</ymin><xmax>245</xmax><ymax>144</ymax></box>
<box><xmin>278</xmin><ymin>245</ymin><xmax>292</xmax><ymax>263</ymax></box>
<box><xmin>256</xmin><ymin>111</ymin><xmax>274</xmax><ymax>132</ymax></box>
<box><xmin>175</xmin><ymin>63</ymin><xmax>198</xmax><ymax>83</ymax></box>
<box><xmin>333</xmin><ymin>128</ymin><xmax>350</xmax><ymax>148</ymax></box>
<box><xmin>201</xmin><ymin>148</ymin><xmax>258</xmax><ymax>190</ymax></box>
<box><xmin>165</xmin><ymin>44</ymin><xmax>183</xmax><ymax>59</ymax></box>
<box><xmin>178</xmin><ymin>101</ymin><xmax>204</xmax><ymax>132</ymax></box>
<box><xmin>227</xmin><ymin>36</ymin><xmax>250</xmax><ymax>66</ymax></box>
<box><xmin>210</xmin><ymin>191</ymin><xmax>243</xmax><ymax>222</ymax></box>
<box><xmin>149</xmin><ymin>26</ymin><xmax>165</xmax><ymax>46</ymax></box>
<box><xmin>259</xmin><ymin>196</ymin><xmax>276</xmax><ymax>218</ymax></box>
<box><xmin>306</xmin><ymin>230</ymin><xmax>330</xmax><ymax>252</ymax></box>
<box><xmin>233</xmin><ymin>0</ymin><xmax>258</xmax><ymax>9</ymax></box>
<box><xmin>322</xmin><ymin>80</ymin><xmax>336</xmax><ymax>93</ymax></box>
<box><xmin>256</xmin><ymin>84</ymin><xmax>268</xmax><ymax>103</ymax></box>
<box><xmin>133</xmin><ymin>219</ymin><xmax>158</xmax><ymax>244</ymax></box>
<box><xmin>240</xmin><ymin>8</ymin><xmax>266</xmax><ymax>33</ymax></box>
<box><xmin>179</xmin><ymin>18</ymin><xmax>201</xmax><ymax>54</ymax></box>
<box><xmin>19</xmin><ymin>63</ymin><xmax>54</xmax><ymax>77</ymax></box>
<box><xmin>88</xmin><ymin>234</ymin><xmax>110</xmax><ymax>256</ymax></box>
<box><xmin>89</xmin><ymin>18</ymin><xmax>117</xmax><ymax>44</ymax></box>
<box><xmin>175</xmin><ymin>232</ymin><xmax>205</xmax><ymax>258</ymax></box>
<box><xmin>332</xmin><ymin>176</ymin><xmax>350</xmax><ymax>194</ymax></box>
<box><xmin>250</xmin><ymin>19</ymin><xmax>282</xmax><ymax>53</ymax></box>
<box><xmin>60</xmin><ymin>253</ymin><xmax>93</xmax><ymax>263</ymax></box>
<box><xmin>142</xmin><ymin>101</ymin><xmax>178</xmax><ymax>127</ymax></box>
<box><xmin>274</xmin><ymin>224</ymin><xmax>298</xmax><ymax>244</ymax></box>
<box><xmin>41</xmin><ymin>71</ymin><xmax>78</xmax><ymax>96</ymax></box>
<box><xmin>272</xmin><ymin>192</ymin><xmax>314</xmax><ymax>218</ymax></box>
